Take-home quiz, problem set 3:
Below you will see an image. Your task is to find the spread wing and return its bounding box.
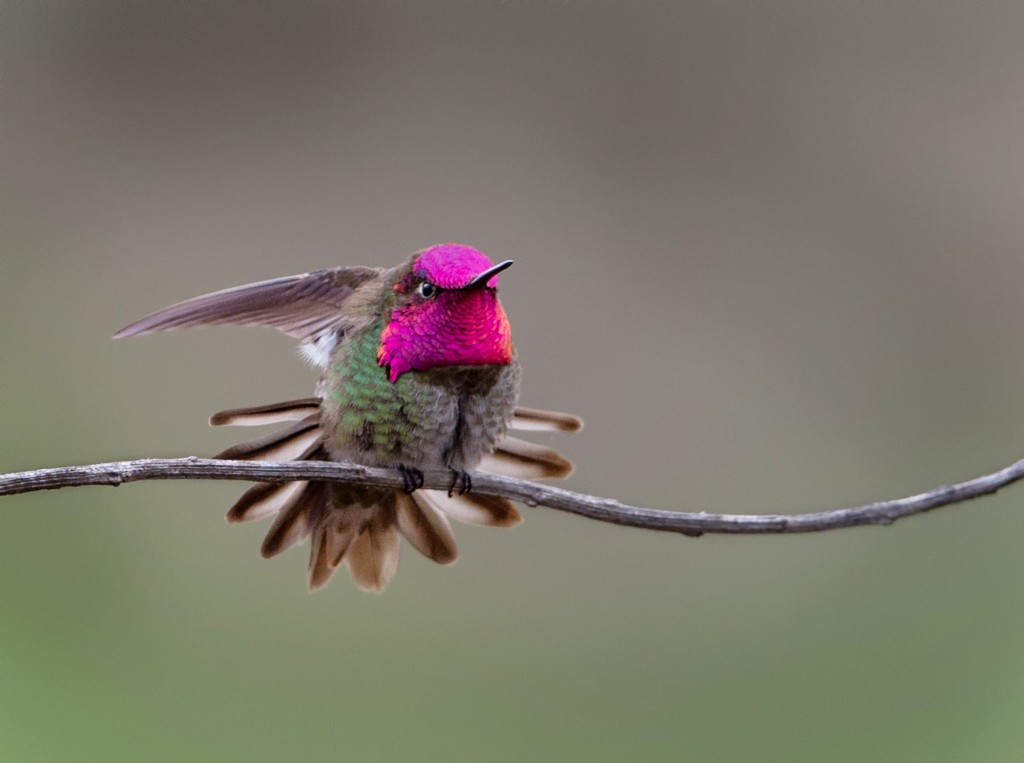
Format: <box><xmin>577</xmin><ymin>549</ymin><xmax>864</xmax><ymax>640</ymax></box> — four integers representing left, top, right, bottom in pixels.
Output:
<box><xmin>113</xmin><ymin>266</ymin><xmax>382</xmax><ymax>341</ymax></box>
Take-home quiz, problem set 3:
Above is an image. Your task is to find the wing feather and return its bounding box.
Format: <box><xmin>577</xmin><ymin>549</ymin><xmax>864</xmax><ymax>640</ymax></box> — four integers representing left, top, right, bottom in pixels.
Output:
<box><xmin>113</xmin><ymin>267</ymin><xmax>381</xmax><ymax>340</ymax></box>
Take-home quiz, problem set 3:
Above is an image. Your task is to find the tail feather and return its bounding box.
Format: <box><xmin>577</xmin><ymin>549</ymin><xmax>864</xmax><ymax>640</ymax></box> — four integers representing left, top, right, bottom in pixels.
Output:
<box><xmin>414</xmin><ymin>489</ymin><xmax>521</xmax><ymax>528</ymax></box>
<box><xmin>510</xmin><ymin>406</ymin><xmax>583</xmax><ymax>433</ymax></box>
<box><xmin>395</xmin><ymin>493</ymin><xmax>458</xmax><ymax>564</ymax></box>
<box><xmin>226</xmin><ymin>440</ymin><xmax>325</xmax><ymax>522</ymax></box>
<box><xmin>213</xmin><ymin>416</ymin><xmax>321</xmax><ymax>461</ymax></box>
<box><xmin>260</xmin><ymin>480</ymin><xmax>327</xmax><ymax>558</ymax></box>
<box><xmin>228</xmin><ymin>480</ymin><xmax>306</xmax><ymax>524</ymax></box>
<box><xmin>210</xmin><ymin>398</ymin><xmax>320</xmax><ymax>427</ymax></box>
<box><xmin>344</xmin><ymin>499</ymin><xmax>402</xmax><ymax>593</ymax></box>
<box><xmin>308</xmin><ymin>504</ymin><xmax>371</xmax><ymax>591</ymax></box>
<box><xmin>308</xmin><ymin>528</ymin><xmax>335</xmax><ymax>591</ymax></box>
<box><xmin>479</xmin><ymin>435</ymin><xmax>574</xmax><ymax>479</ymax></box>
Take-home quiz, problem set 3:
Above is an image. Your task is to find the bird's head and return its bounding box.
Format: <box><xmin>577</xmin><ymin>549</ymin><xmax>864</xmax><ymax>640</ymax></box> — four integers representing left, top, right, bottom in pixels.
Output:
<box><xmin>377</xmin><ymin>244</ymin><xmax>514</xmax><ymax>382</ymax></box>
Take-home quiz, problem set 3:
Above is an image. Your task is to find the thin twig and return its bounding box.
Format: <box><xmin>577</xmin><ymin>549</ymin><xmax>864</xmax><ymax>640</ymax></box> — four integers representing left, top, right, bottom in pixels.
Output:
<box><xmin>2</xmin><ymin>455</ymin><xmax>1022</xmax><ymax>536</ymax></box>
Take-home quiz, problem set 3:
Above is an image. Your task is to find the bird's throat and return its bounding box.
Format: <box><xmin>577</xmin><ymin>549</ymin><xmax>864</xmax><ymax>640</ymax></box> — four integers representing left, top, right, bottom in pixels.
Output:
<box><xmin>377</xmin><ymin>292</ymin><xmax>513</xmax><ymax>382</ymax></box>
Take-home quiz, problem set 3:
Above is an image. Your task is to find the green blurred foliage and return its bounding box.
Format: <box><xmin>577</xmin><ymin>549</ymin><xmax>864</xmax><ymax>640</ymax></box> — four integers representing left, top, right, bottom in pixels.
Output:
<box><xmin>3</xmin><ymin>2</ymin><xmax>1024</xmax><ymax>761</ymax></box>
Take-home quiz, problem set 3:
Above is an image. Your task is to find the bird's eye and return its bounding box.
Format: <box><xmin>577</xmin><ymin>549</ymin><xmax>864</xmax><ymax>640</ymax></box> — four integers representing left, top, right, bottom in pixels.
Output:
<box><xmin>417</xmin><ymin>282</ymin><xmax>437</xmax><ymax>298</ymax></box>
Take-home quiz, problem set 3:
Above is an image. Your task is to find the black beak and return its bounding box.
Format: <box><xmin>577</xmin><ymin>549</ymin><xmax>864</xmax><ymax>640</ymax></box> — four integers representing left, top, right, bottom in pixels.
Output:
<box><xmin>462</xmin><ymin>259</ymin><xmax>514</xmax><ymax>290</ymax></box>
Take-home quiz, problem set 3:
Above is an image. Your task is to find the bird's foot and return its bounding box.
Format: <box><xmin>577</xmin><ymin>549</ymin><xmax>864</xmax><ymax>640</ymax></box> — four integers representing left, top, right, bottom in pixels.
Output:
<box><xmin>398</xmin><ymin>465</ymin><xmax>425</xmax><ymax>494</ymax></box>
<box><xmin>447</xmin><ymin>470</ymin><xmax>472</xmax><ymax>497</ymax></box>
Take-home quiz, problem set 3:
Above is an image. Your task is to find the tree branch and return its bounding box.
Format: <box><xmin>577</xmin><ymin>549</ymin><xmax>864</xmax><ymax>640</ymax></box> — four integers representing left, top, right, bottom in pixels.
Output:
<box><xmin>2</xmin><ymin>455</ymin><xmax>1022</xmax><ymax>535</ymax></box>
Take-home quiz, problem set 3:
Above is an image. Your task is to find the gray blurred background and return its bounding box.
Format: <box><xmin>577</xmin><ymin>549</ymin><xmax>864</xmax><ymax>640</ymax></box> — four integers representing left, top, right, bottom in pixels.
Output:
<box><xmin>3</xmin><ymin>2</ymin><xmax>1024</xmax><ymax>761</ymax></box>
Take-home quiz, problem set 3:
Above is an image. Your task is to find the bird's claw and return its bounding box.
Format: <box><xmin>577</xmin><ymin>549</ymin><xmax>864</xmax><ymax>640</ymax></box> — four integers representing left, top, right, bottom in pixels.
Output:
<box><xmin>399</xmin><ymin>465</ymin><xmax>425</xmax><ymax>494</ymax></box>
<box><xmin>447</xmin><ymin>470</ymin><xmax>472</xmax><ymax>497</ymax></box>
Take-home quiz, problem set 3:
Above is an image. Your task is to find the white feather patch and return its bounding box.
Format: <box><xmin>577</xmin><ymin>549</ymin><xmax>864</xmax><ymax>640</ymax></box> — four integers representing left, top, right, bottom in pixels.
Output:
<box><xmin>298</xmin><ymin>331</ymin><xmax>337</xmax><ymax>368</ymax></box>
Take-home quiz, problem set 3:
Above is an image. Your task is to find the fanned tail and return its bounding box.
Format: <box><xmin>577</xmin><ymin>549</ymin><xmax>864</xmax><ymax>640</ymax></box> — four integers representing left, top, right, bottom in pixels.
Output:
<box><xmin>211</xmin><ymin>398</ymin><xmax>581</xmax><ymax>592</ymax></box>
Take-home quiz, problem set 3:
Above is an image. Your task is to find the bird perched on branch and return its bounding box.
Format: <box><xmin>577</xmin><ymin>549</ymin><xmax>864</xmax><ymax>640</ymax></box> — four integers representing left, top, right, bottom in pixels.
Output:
<box><xmin>115</xmin><ymin>243</ymin><xmax>581</xmax><ymax>592</ymax></box>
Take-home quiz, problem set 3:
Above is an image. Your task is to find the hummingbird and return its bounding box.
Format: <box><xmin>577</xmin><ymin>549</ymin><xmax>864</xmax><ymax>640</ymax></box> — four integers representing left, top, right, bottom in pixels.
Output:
<box><xmin>115</xmin><ymin>243</ymin><xmax>581</xmax><ymax>592</ymax></box>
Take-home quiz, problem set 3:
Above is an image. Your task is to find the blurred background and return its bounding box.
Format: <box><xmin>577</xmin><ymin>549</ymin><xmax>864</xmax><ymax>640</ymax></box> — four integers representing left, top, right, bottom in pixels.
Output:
<box><xmin>3</xmin><ymin>2</ymin><xmax>1024</xmax><ymax>760</ymax></box>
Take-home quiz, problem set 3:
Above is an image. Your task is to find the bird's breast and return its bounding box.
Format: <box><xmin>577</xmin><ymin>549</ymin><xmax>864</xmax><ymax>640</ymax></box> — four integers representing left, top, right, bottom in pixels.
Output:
<box><xmin>319</xmin><ymin>329</ymin><xmax>520</xmax><ymax>471</ymax></box>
